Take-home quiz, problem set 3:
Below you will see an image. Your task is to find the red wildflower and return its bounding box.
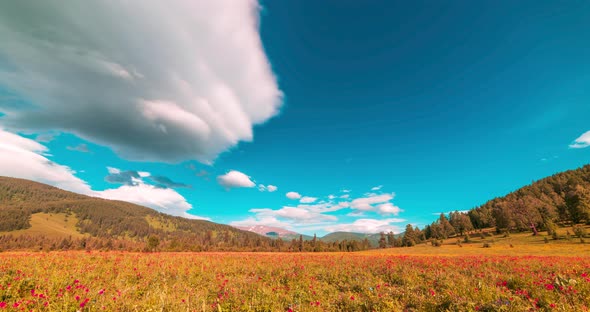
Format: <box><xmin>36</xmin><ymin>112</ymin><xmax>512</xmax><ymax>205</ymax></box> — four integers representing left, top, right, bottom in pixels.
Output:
<box><xmin>545</xmin><ymin>284</ymin><xmax>555</xmax><ymax>291</ymax></box>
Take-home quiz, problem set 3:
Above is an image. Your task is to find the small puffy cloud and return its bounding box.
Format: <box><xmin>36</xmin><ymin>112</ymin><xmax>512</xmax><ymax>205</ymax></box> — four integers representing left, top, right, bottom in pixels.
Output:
<box><xmin>341</xmin><ymin>189</ymin><xmax>351</xmax><ymax>193</ymax></box>
<box><xmin>35</xmin><ymin>133</ymin><xmax>56</xmax><ymax>143</ymax></box>
<box><xmin>149</xmin><ymin>175</ymin><xmax>190</xmax><ymax>189</ymax></box>
<box><xmin>340</xmin><ymin>194</ymin><xmax>350</xmax><ymax>199</ymax></box>
<box><xmin>286</xmin><ymin>191</ymin><xmax>302</xmax><ymax>200</ymax></box>
<box><xmin>217</xmin><ymin>170</ymin><xmax>255</xmax><ymax>189</ymax></box>
<box><xmin>327</xmin><ymin>194</ymin><xmax>335</xmax><ymax>200</ymax></box>
<box><xmin>371</xmin><ymin>185</ymin><xmax>383</xmax><ymax>191</ymax></box>
<box><xmin>377</xmin><ymin>203</ymin><xmax>402</xmax><ymax>215</ymax></box>
<box><xmin>300</xmin><ymin>196</ymin><xmax>318</xmax><ymax>204</ymax></box>
<box><xmin>67</xmin><ymin>143</ymin><xmax>90</xmax><ymax>153</ymax></box>
<box><xmin>105</xmin><ymin>169</ymin><xmax>142</xmax><ymax>186</ymax></box>
<box><xmin>257</xmin><ymin>184</ymin><xmax>278</xmax><ymax>192</ymax></box>
<box><xmin>570</xmin><ymin>130</ymin><xmax>590</xmax><ymax>149</ymax></box>
<box><xmin>325</xmin><ymin>218</ymin><xmax>405</xmax><ymax>234</ymax></box>
<box><xmin>0</xmin><ymin>0</ymin><xmax>282</xmax><ymax>164</ymax></box>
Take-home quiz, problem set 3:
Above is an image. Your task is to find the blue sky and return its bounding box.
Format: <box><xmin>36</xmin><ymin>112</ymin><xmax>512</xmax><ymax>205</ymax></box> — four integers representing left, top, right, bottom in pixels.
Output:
<box><xmin>0</xmin><ymin>1</ymin><xmax>589</xmax><ymax>235</ymax></box>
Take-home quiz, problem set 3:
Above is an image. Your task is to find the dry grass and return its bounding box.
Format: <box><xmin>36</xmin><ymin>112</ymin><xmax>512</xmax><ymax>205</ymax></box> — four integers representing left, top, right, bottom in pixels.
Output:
<box><xmin>0</xmin><ymin>213</ymin><xmax>85</xmax><ymax>238</ymax></box>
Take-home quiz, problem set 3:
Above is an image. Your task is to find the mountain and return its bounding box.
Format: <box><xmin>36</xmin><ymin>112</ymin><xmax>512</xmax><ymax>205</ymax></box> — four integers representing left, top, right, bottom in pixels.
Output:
<box><xmin>233</xmin><ymin>225</ymin><xmax>298</xmax><ymax>238</ymax></box>
<box><xmin>0</xmin><ymin>176</ymin><xmax>274</xmax><ymax>251</ymax></box>
<box><xmin>321</xmin><ymin>231</ymin><xmax>382</xmax><ymax>247</ymax></box>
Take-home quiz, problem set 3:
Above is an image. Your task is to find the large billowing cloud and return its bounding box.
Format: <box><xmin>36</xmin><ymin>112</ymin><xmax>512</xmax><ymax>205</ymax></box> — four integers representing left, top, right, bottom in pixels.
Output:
<box><xmin>0</xmin><ymin>1</ymin><xmax>282</xmax><ymax>163</ymax></box>
<box><xmin>0</xmin><ymin>129</ymin><xmax>207</xmax><ymax>219</ymax></box>
<box><xmin>570</xmin><ymin>130</ymin><xmax>590</xmax><ymax>149</ymax></box>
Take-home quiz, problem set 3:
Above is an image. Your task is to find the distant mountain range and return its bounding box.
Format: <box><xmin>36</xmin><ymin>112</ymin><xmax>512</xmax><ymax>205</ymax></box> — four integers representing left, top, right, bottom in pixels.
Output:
<box><xmin>233</xmin><ymin>225</ymin><xmax>299</xmax><ymax>238</ymax></box>
<box><xmin>232</xmin><ymin>226</ymin><xmax>387</xmax><ymax>247</ymax></box>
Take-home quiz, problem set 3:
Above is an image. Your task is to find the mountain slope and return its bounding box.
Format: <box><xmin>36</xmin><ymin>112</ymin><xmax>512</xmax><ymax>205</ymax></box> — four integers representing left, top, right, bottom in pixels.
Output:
<box><xmin>321</xmin><ymin>231</ymin><xmax>381</xmax><ymax>247</ymax></box>
<box><xmin>0</xmin><ymin>176</ymin><xmax>272</xmax><ymax>251</ymax></box>
<box><xmin>467</xmin><ymin>164</ymin><xmax>590</xmax><ymax>232</ymax></box>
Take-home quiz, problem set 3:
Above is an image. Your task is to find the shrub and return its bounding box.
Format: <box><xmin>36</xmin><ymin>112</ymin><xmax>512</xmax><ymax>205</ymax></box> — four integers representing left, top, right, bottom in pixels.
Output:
<box><xmin>572</xmin><ymin>225</ymin><xmax>587</xmax><ymax>238</ymax></box>
<box><xmin>483</xmin><ymin>243</ymin><xmax>492</xmax><ymax>248</ymax></box>
<box><xmin>463</xmin><ymin>234</ymin><xmax>471</xmax><ymax>243</ymax></box>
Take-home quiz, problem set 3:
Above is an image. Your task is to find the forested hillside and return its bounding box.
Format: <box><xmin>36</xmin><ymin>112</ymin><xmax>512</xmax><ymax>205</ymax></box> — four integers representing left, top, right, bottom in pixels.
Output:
<box><xmin>0</xmin><ymin>177</ymin><xmax>372</xmax><ymax>252</ymax></box>
<box><xmin>386</xmin><ymin>164</ymin><xmax>590</xmax><ymax>247</ymax></box>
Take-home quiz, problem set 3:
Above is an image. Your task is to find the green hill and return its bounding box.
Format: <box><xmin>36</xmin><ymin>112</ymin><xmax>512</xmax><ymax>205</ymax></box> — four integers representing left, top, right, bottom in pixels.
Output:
<box><xmin>0</xmin><ymin>176</ymin><xmax>274</xmax><ymax>251</ymax></box>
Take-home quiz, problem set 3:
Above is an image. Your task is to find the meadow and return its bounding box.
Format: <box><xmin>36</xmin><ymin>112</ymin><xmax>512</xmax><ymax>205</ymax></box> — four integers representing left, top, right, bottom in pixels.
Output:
<box><xmin>1</xmin><ymin>238</ymin><xmax>589</xmax><ymax>312</ymax></box>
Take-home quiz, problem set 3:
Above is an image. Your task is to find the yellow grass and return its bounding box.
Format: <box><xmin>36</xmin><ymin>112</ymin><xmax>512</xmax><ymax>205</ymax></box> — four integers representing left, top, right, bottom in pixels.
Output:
<box><xmin>0</xmin><ymin>212</ymin><xmax>85</xmax><ymax>238</ymax></box>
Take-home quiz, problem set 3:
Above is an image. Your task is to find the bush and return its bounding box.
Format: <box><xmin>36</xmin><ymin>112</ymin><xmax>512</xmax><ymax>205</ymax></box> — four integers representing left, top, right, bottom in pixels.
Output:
<box><xmin>544</xmin><ymin>237</ymin><xmax>549</xmax><ymax>244</ymax></box>
<box><xmin>463</xmin><ymin>234</ymin><xmax>471</xmax><ymax>243</ymax></box>
<box><xmin>572</xmin><ymin>225</ymin><xmax>587</xmax><ymax>238</ymax></box>
<box><xmin>483</xmin><ymin>243</ymin><xmax>492</xmax><ymax>248</ymax></box>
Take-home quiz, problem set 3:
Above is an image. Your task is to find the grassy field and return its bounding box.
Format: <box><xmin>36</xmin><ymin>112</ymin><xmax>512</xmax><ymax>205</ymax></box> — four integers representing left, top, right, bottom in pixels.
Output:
<box><xmin>0</xmin><ymin>237</ymin><xmax>589</xmax><ymax>311</ymax></box>
<box><xmin>0</xmin><ymin>213</ymin><xmax>85</xmax><ymax>239</ymax></box>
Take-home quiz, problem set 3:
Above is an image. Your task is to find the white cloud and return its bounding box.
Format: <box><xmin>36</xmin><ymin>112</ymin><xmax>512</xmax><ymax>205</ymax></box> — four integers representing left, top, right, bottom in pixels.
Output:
<box><xmin>0</xmin><ymin>129</ymin><xmax>207</xmax><ymax>219</ymax></box>
<box><xmin>300</xmin><ymin>196</ymin><xmax>318</xmax><ymax>204</ymax></box>
<box><xmin>217</xmin><ymin>170</ymin><xmax>255</xmax><ymax>189</ymax></box>
<box><xmin>327</xmin><ymin>194</ymin><xmax>335</xmax><ymax>200</ymax></box>
<box><xmin>349</xmin><ymin>193</ymin><xmax>403</xmax><ymax>216</ymax></box>
<box><xmin>257</xmin><ymin>184</ymin><xmax>278</xmax><ymax>192</ymax></box>
<box><xmin>325</xmin><ymin>218</ymin><xmax>405</xmax><ymax>234</ymax></box>
<box><xmin>286</xmin><ymin>191</ymin><xmax>302</xmax><ymax>200</ymax></box>
<box><xmin>107</xmin><ymin>167</ymin><xmax>121</xmax><ymax>175</ymax></box>
<box><xmin>570</xmin><ymin>130</ymin><xmax>590</xmax><ymax>149</ymax></box>
<box><xmin>251</xmin><ymin>207</ymin><xmax>337</xmax><ymax>224</ymax></box>
<box><xmin>341</xmin><ymin>189</ymin><xmax>351</xmax><ymax>193</ymax></box>
<box><xmin>350</xmin><ymin>193</ymin><xmax>394</xmax><ymax>210</ymax></box>
<box><xmin>0</xmin><ymin>129</ymin><xmax>92</xmax><ymax>194</ymax></box>
<box><xmin>377</xmin><ymin>203</ymin><xmax>402</xmax><ymax>215</ymax></box>
<box><xmin>229</xmin><ymin>216</ymin><xmax>291</xmax><ymax>229</ymax></box>
<box><xmin>340</xmin><ymin>194</ymin><xmax>350</xmax><ymax>199</ymax></box>
<box><xmin>0</xmin><ymin>1</ymin><xmax>282</xmax><ymax>163</ymax></box>
<box><xmin>97</xmin><ymin>182</ymin><xmax>208</xmax><ymax>220</ymax></box>
<box><xmin>371</xmin><ymin>185</ymin><xmax>383</xmax><ymax>191</ymax></box>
